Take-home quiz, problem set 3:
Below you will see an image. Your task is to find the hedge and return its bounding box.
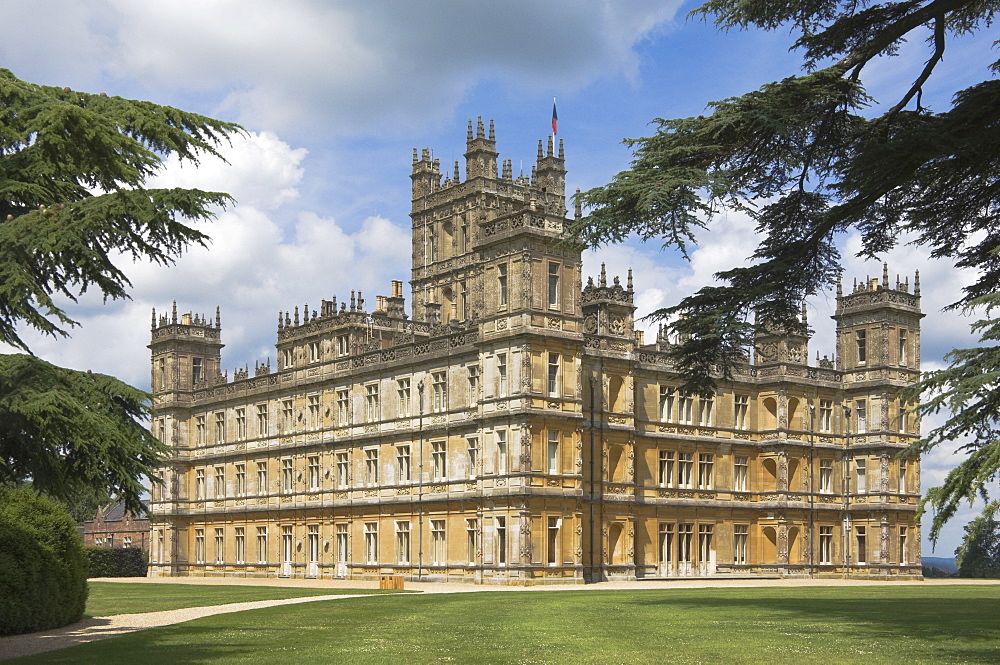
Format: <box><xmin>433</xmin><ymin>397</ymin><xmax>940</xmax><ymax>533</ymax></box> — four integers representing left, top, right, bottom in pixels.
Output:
<box><xmin>86</xmin><ymin>546</ymin><xmax>148</xmax><ymax>577</ymax></box>
<box><xmin>0</xmin><ymin>487</ymin><xmax>89</xmax><ymax>635</ymax></box>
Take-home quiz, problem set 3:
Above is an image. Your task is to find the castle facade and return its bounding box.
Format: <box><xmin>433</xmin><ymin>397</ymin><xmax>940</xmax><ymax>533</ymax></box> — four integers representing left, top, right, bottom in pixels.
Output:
<box><xmin>148</xmin><ymin>119</ymin><xmax>922</xmax><ymax>583</ymax></box>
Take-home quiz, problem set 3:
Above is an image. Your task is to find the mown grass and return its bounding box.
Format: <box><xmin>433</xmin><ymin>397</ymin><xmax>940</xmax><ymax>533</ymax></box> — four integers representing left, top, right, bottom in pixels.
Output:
<box><xmin>85</xmin><ymin>581</ymin><xmax>404</xmax><ymax>617</ymax></box>
<box><xmin>15</xmin><ymin>585</ymin><xmax>1000</xmax><ymax>664</ymax></box>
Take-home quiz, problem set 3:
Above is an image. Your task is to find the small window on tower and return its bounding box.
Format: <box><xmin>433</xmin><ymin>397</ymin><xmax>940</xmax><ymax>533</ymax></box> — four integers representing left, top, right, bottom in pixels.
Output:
<box><xmin>498</xmin><ymin>265</ymin><xmax>508</xmax><ymax>307</ymax></box>
<box><xmin>548</xmin><ymin>262</ymin><xmax>559</xmax><ymax>308</ymax></box>
<box><xmin>192</xmin><ymin>358</ymin><xmax>202</xmax><ymax>385</ymax></box>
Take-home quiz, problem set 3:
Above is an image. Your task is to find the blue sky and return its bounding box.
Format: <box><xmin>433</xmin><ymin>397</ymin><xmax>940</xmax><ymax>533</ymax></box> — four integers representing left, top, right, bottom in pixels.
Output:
<box><xmin>1</xmin><ymin>0</ymin><xmax>993</xmax><ymax>555</ymax></box>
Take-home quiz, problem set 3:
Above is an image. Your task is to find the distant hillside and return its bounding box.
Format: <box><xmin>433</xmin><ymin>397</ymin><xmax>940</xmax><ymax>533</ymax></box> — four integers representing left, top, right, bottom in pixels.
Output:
<box><xmin>923</xmin><ymin>556</ymin><xmax>958</xmax><ymax>575</ymax></box>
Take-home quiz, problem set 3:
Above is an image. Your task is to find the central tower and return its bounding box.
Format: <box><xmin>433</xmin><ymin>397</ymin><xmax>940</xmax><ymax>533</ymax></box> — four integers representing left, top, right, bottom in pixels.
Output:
<box><xmin>409</xmin><ymin>117</ymin><xmax>580</xmax><ymax>331</ymax></box>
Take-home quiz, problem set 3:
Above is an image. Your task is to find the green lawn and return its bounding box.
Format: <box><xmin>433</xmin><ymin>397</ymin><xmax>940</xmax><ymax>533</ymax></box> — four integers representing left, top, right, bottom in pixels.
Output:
<box><xmin>14</xmin><ymin>585</ymin><xmax>1000</xmax><ymax>664</ymax></box>
<box><xmin>84</xmin><ymin>581</ymin><xmax>402</xmax><ymax>616</ymax></box>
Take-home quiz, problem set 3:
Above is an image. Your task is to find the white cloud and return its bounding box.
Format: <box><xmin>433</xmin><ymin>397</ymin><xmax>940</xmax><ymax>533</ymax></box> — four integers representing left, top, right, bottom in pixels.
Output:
<box><xmin>0</xmin><ymin>1</ymin><xmax>683</xmax><ymax>138</ymax></box>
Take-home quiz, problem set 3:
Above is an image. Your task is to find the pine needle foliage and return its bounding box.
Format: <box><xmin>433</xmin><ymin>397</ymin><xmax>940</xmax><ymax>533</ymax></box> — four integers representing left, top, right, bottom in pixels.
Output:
<box><xmin>0</xmin><ymin>69</ymin><xmax>241</xmax><ymax>511</ymax></box>
<box><xmin>572</xmin><ymin>0</ymin><xmax>1000</xmax><ymax>540</ymax></box>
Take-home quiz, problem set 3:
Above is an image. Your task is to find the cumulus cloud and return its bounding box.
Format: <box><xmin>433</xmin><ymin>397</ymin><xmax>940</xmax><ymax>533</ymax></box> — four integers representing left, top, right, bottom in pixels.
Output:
<box><xmin>0</xmin><ymin>1</ymin><xmax>681</xmax><ymax>138</ymax></box>
<box><xmin>10</xmin><ymin>130</ymin><xmax>410</xmax><ymax>389</ymax></box>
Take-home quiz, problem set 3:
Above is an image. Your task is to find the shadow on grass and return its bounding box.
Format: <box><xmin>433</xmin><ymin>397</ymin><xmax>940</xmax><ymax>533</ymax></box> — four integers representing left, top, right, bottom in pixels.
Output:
<box><xmin>10</xmin><ymin>586</ymin><xmax>1000</xmax><ymax>665</ymax></box>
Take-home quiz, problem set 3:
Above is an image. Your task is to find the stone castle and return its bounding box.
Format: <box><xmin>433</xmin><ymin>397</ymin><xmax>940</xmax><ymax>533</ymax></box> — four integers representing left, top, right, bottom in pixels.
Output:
<box><xmin>148</xmin><ymin>118</ymin><xmax>922</xmax><ymax>583</ymax></box>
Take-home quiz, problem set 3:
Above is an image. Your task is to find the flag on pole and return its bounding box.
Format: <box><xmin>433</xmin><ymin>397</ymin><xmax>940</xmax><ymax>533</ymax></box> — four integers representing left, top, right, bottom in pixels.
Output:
<box><xmin>551</xmin><ymin>99</ymin><xmax>558</xmax><ymax>135</ymax></box>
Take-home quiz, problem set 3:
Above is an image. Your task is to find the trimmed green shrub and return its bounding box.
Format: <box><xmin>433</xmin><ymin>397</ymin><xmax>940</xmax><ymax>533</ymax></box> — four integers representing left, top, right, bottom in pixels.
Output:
<box><xmin>0</xmin><ymin>486</ymin><xmax>89</xmax><ymax>635</ymax></box>
<box><xmin>87</xmin><ymin>546</ymin><xmax>148</xmax><ymax>578</ymax></box>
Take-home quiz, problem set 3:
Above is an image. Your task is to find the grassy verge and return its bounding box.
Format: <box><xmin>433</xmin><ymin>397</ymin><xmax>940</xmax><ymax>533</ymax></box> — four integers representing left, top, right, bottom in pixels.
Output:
<box><xmin>85</xmin><ymin>581</ymin><xmax>404</xmax><ymax>616</ymax></box>
<box><xmin>16</xmin><ymin>585</ymin><xmax>1000</xmax><ymax>664</ymax></box>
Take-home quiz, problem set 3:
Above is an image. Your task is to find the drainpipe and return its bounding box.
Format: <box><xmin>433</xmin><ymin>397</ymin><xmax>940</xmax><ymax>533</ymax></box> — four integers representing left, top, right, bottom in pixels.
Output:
<box><xmin>418</xmin><ymin>381</ymin><xmax>425</xmax><ymax>582</ymax></box>
<box><xmin>588</xmin><ymin>374</ymin><xmax>597</xmax><ymax>583</ymax></box>
<box><xmin>808</xmin><ymin>402</ymin><xmax>816</xmax><ymax>576</ymax></box>
<box><xmin>842</xmin><ymin>404</ymin><xmax>852</xmax><ymax>578</ymax></box>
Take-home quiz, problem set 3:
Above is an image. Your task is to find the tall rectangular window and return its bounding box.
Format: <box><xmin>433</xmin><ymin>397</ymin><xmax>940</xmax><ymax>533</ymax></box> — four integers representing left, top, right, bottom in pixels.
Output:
<box><xmin>820</xmin><ymin>526</ymin><xmax>833</xmax><ymax>564</ymax></box>
<box><xmin>336</xmin><ymin>452</ymin><xmax>349</xmax><ymax>487</ymax></box>
<box><xmin>677</xmin><ymin>453</ymin><xmax>694</xmax><ymax>488</ymax></box>
<box><xmin>257</xmin><ymin>462</ymin><xmax>267</xmax><ymax>495</ymax></box>
<box><xmin>281</xmin><ymin>458</ymin><xmax>294</xmax><ymax>493</ymax></box>
<box><xmin>467</xmin><ymin>437</ymin><xmax>478</xmax><ymax>478</ymax></box>
<box><xmin>396</xmin><ymin>445</ymin><xmax>411</xmax><ymax>482</ymax></box>
<box><xmin>365</xmin><ymin>449</ymin><xmax>379</xmax><ymax>486</ymax></box>
<box><xmin>698</xmin><ymin>524</ymin><xmax>714</xmax><ymax>563</ymax></box>
<box><xmin>257</xmin><ymin>404</ymin><xmax>269</xmax><ymax>437</ymax></box>
<box><xmin>466</xmin><ymin>519</ymin><xmax>477</xmax><ymax>564</ymax></box>
<box><xmin>235</xmin><ymin>408</ymin><xmax>247</xmax><ymax>440</ymax></box>
<box><xmin>734</xmin><ymin>456</ymin><xmax>748</xmax><ymax>491</ymax></box>
<box><xmin>899</xmin><ymin>526</ymin><xmax>908</xmax><ymax>565</ymax></box>
<box><xmin>396</xmin><ymin>521</ymin><xmax>410</xmax><ymax>564</ymax></box>
<box><xmin>308</xmin><ymin>341</ymin><xmax>320</xmax><ymax>363</ymax></box>
<box><xmin>819</xmin><ymin>459</ymin><xmax>833</xmax><ymax>493</ymax></box>
<box><xmin>496</xmin><ymin>430</ymin><xmax>508</xmax><ymax>474</ymax></box>
<box><xmin>857</xmin><ymin>330</ymin><xmax>867</xmax><ymax>363</ymax></box>
<box><xmin>215</xmin><ymin>412</ymin><xmax>225</xmax><ymax>444</ymax></box>
<box><xmin>819</xmin><ymin>399</ymin><xmax>833</xmax><ymax>432</ymax></box>
<box><xmin>308</xmin><ymin>455</ymin><xmax>320</xmax><ymax>490</ymax></box>
<box><xmin>196</xmin><ymin>416</ymin><xmax>206</xmax><ymax>446</ymax></box>
<box><xmin>678</xmin><ymin>395</ymin><xmax>694</xmax><ymax>425</ymax></box>
<box><xmin>364</xmin><ymin>523</ymin><xmax>378</xmax><ymax>564</ymax></box>
<box><xmin>192</xmin><ymin>357</ymin><xmax>202</xmax><ymax>385</ymax></box>
<box><xmin>308</xmin><ymin>525</ymin><xmax>319</xmax><ymax>568</ymax></box>
<box><xmin>195</xmin><ymin>468</ymin><xmax>205</xmax><ymax>500</ymax></box>
<box><xmin>898</xmin><ymin>329</ymin><xmax>908</xmax><ymax>365</ymax></box>
<box><xmin>856</xmin><ymin>526</ymin><xmax>867</xmax><ymax>564</ymax></box>
<box><xmin>235</xmin><ymin>463</ymin><xmax>246</xmax><ymax>496</ymax></box>
<box><xmin>658</xmin><ymin>450</ymin><xmax>675</xmax><ymax>486</ymax></box>
<box><xmin>365</xmin><ymin>384</ymin><xmax>380</xmax><ymax>422</ymax></box>
<box><xmin>214</xmin><ymin>466</ymin><xmax>225</xmax><ymax>499</ymax></box>
<box><xmin>855</xmin><ymin>458</ymin><xmax>867</xmax><ymax>493</ymax></box>
<box><xmin>256</xmin><ymin>527</ymin><xmax>267</xmax><ymax>564</ymax></box>
<box><xmin>337</xmin><ymin>334</ymin><xmax>349</xmax><ymax>357</ymax></box>
<box><xmin>548</xmin><ymin>262</ymin><xmax>559</xmax><ymax>307</ymax></box>
<box><xmin>336</xmin><ymin>389</ymin><xmax>350</xmax><ymax>426</ymax></box>
<box><xmin>733</xmin><ymin>525</ymin><xmax>748</xmax><ymax>564</ymax></box>
<box><xmin>547</xmin><ymin>517</ymin><xmax>559</xmax><ymax>565</ymax></box>
<box><xmin>214</xmin><ymin>528</ymin><xmax>224</xmax><ymax>564</ymax></box>
<box><xmin>734</xmin><ymin>395</ymin><xmax>749</xmax><ymax>429</ymax></box>
<box><xmin>658</xmin><ymin>523</ymin><xmax>674</xmax><ymax>565</ymax></box>
<box><xmin>397</xmin><ymin>378</ymin><xmax>411</xmax><ymax>417</ymax></box>
<box><xmin>336</xmin><ymin>524</ymin><xmax>348</xmax><ymax>564</ymax></box>
<box><xmin>497</xmin><ymin>354</ymin><xmax>508</xmax><ymax>396</ymax></box>
<box><xmin>282</xmin><ymin>348</ymin><xmax>293</xmax><ymax>368</ymax></box>
<box><xmin>307</xmin><ymin>394</ymin><xmax>321</xmax><ymax>430</ymax></box>
<box><xmin>235</xmin><ymin>527</ymin><xmax>246</xmax><ymax>564</ymax></box>
<box><xmin>431</xmin><ymin>520</ymin><xmax>446</xmax><ymax>565</ymax></box>
<box><xmin>432</xmin><ymin>441</ymin><xmax>447</xmax><ymax>481</ymax></box>
<box><xmin>678</xmin><ymin>524</ymin><xmax>693</xmax><ymax>563</ymax></box>
<box><xmin>468</xmin><ymin>366</ymin><xmax>479</xmax><ymax>406</ymax></box>
<box><xmin>856</xmin><ymin>399</ymin><xmax>867</xmax><ymax>434</ymax></box>
<box><xmin>432</xmin><ymin>372</ymin><xmax>447</xmax><ymax>413</ymax></box>
<box><xmin>547</xmin><ymin>431</ymin><xmax>559</xmax><ymax>474</ymax></box>
<box><xmin>697</xmin><ymin>454</ymin><xmax>714</xmax><ymax>489</ymax></box>
<box><xmin>195</xmin><ymin>529</ymin><xmax>205</xmax><ymax>564</ymax></box>
<box><xmin>496</xmin><ymin>516</ymin><xmax>507</xmax><ymax>565</ymax></box>
<box><xmin>660</xmin><ymin>387</ymin><xmax>675</xmax><ymax>421</ymax></box>
<box><xmin>498</xmin><ymin>264</ymin><xmax>508</xmax><ymax>307</ymax></box>
<box><xmin>282</xmin><ymin>399</ymin><xmax>294</xmax><ymax>431</ymax></box>
<box><xmin>547</xmin><ymin>353</ymin><xmax>560</xmax><ymax>396</ymax></box>
<box><xmin>699</xmin><ymin>395</ymin><xmax>714</xmax><ymax>426</ymax></box>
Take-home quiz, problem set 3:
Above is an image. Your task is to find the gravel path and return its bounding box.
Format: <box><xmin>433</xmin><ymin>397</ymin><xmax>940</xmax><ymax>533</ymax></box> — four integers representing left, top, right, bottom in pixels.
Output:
<box><xmin>2</xmin><ymin>577</ymin><xmax>997</xmax><ymax>662</ymax></box>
